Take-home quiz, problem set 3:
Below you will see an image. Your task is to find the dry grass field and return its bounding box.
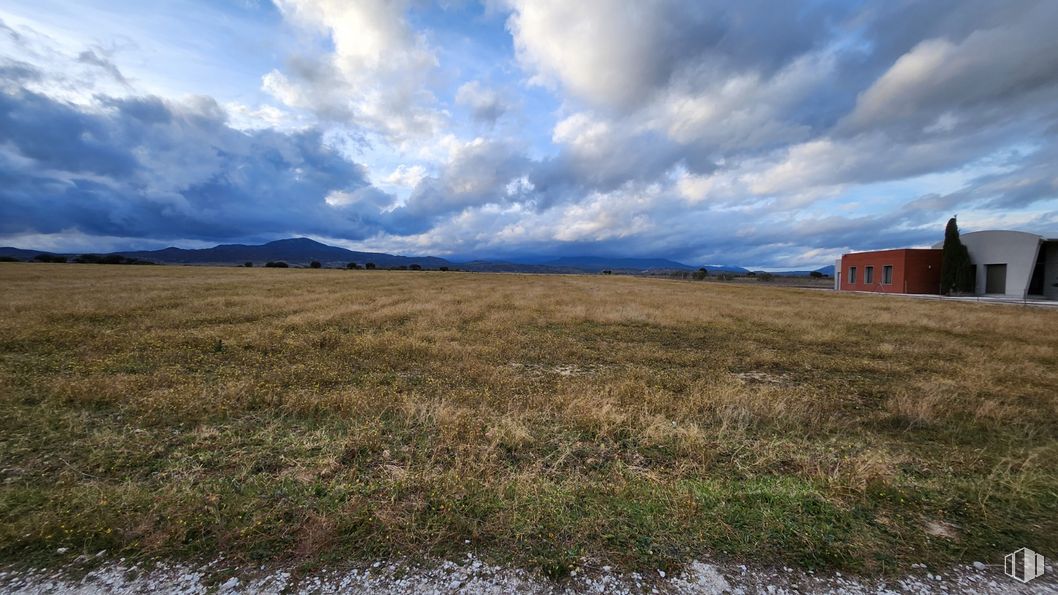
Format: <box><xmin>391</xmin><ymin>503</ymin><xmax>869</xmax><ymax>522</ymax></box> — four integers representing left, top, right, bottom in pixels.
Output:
<box><xmin>1</xmin><ymin>263</ymin><xmax>1056</xmax><ymax>577</ymax></box>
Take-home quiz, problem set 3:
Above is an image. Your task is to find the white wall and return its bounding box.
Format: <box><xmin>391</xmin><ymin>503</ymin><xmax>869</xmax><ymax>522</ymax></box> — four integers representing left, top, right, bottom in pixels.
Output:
<box><xmin>958</xmin><ymin>231</ymin><xmax>1042</xmax><ymax>297</ymax></box>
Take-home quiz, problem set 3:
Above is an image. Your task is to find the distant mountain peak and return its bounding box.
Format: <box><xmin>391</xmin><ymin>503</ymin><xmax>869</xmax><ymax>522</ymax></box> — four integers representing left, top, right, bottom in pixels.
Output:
<box><xmin>542</xmin><ymin>255</ymin><xmax>694</xmax><ymax>271</ymax></box>
<box><xmin>265</xmin><ymin>237</ymin><xmax>326</xmax><ymax>247</ymax></box>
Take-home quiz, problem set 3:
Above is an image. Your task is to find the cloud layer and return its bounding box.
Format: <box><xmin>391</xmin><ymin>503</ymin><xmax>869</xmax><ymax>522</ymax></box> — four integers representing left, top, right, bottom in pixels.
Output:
<box><xmin>1</xmin><ymin>0</ymin><xmax>1057</xmax><ymax>266</ymax></box>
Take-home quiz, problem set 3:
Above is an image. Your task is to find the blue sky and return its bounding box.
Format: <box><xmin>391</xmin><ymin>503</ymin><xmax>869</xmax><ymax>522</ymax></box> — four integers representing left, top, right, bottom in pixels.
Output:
<box><xmin>1</xmin><ymin>0</ymin><xmax>1057</xmax><ymax>268</ymax></box>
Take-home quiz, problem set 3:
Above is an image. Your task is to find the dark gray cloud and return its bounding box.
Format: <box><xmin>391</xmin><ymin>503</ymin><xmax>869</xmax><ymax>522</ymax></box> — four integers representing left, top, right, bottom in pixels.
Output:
<box><xmin>0</xmin><ymin>87</ymin><xmax>388</xmax><ymax>243</ymax></box>
<box><xmin>0</xmin><ymin>59</ymin><xmax>41</xmax><ymax>85</ymax></box>
<box><xmin>508</xmin><ymin>0</ymin><xmax>858</xmax><ymax>112</ymax></box>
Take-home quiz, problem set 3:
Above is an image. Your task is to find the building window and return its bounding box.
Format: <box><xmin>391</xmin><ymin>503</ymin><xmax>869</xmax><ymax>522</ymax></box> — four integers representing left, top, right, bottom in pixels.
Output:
<box><xmin>865</xmin><ymin>266</ymin><xmax>874</xmax><ymax>284</ymax></box>
<box><xmin>848</xmin><ymin>266</ymin><xmax>856</xmax><ymax>284</ymax></box>
<box><xmin>883</xmin><ymin>265</ymin><xmax>893</xmax><ymax>285</ymax></box>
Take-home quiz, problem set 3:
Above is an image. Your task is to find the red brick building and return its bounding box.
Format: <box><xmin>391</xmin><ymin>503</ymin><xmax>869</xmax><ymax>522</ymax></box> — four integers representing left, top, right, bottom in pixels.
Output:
<box><xmin>837</xmin><ymin>248</ymin><xmax>942</xmax><ymax>294</ymax></box>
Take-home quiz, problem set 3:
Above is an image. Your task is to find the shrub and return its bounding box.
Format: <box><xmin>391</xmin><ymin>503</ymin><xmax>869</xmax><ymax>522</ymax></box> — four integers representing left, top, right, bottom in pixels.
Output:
<box><xmin>365</xmin><ymin>262</ymin><xmax>376</xmax><ymax>270</ymax></box>
<box><xmin>33</xmin><ymin>253</ymin><xmax>67</xmax><ymax>263</ymax></box>
<box><xmin>265</xmin><ymin>261</ymin><xmax>289</xmax><ymax>268</ymax></box>
<box><xmin>941</xmin><ymin>216</ymin><xmax>973</xmax><ymax>294</ymax></box>
<box><xmin>602</xmin><ymin>270</ymin><xmax>612</xmax><ymax>275</ymax></box>
<box><xmin>73</xmin><ymin>254</ymin><xmax>153</xmax><ymax>265</ymax></box>
<box><xmin>439</xmin><ymin>266</ymin><xmax>449</xmax><ymax>271</ymax></box>
<box><xmin>0</xmin><ymin>256</ymin><xmax>18</xmax><ymax>262</ymax></box>
<box><xmin>409</xmin><ymin>264</ymin><xmax>422</xmax><ymax>271</ymax></box>
<box><xmin>692</xmin><ymin>267</ymin><xmax>708</xmax><ymax>280</ymax></box>
<box><xmin>809</xmin><ymin>271</ymin><xmax>823</xmax><ymax>278</ymax></box>
<box><xmin>757</xmin><ymin>272</ymin><xmax>775</xmax><ymax>282</ymax></box>
<box><xmin>347</xmin><ymin>262</ymin><xmax>361</xmax><ymax>270</ymax></box>
<box><xmin>244</xmin><ymin>262</ymin><xmax>253</xmax><ymax>268</ymax></box>
<box><xmin>309</xmin><ymin>261</ymin><xmax>322</xmax><ymax>269</ymax></box>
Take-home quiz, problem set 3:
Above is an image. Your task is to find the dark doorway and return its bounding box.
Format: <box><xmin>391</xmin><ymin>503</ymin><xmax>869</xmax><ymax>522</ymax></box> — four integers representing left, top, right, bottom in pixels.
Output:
<box><xmin>1028</xmin><ymin>248</ymin><xmax>1046</xmax><ymax>295</ymax></box>
<box><xmin>985</xmin><ymin>264</ymin><xmax>1007</xmax><ymax>294</ymax></box>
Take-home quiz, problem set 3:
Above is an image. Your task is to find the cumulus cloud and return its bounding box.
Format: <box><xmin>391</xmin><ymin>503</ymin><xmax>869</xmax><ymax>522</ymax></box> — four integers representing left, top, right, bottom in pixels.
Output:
<box><xmin>2</xmin><ymin>2</ymin><xmax>1058</xmax><ymax>265</ymax></box>
<box><xmin>455</xmin><ymin>81</ymin><xmax>509</xmax><ymax>125</ymax></box>
<box><xmin>505</xmin><ymin>0</ymin><xmax>850</xmax><ymax>111</ymax></box>
<box><xmin>840</xmin><ymin>1</ymin><xmax>1058</xmax><ymax>138</ymax></box>
<box><xmin>263</xmin><ymin>0</ymin><xmax>445</xmax><ymax>142</ymax></box>
<box><xmin>392</xmin><ymin>137</ymin><xmax>530</xmax><ymax>223</ymax></box>
<box><xmin>382</xmin><ymin>164</ymin><xmax>428</xmax><ymax>189</ymax></box>
<box><xmin>0</xmin><ymin>86</ymin><xmax>393</xmax><ymax>243</ymax></box>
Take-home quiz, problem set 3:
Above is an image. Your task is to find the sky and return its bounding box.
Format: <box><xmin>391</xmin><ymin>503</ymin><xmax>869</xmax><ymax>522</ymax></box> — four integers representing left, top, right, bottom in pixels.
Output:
<box><xmin>1</xmin><ymin>0</ymin><xmax>1057</xmax><ymax>268</ymax></box>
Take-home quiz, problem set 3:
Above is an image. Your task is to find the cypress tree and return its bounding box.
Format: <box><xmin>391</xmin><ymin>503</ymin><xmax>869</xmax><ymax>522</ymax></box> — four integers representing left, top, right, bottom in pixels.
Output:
<box><xmin>941</xmin><ymin>217</ymin><xmax>972</xmax><ymax>294</ymax></box>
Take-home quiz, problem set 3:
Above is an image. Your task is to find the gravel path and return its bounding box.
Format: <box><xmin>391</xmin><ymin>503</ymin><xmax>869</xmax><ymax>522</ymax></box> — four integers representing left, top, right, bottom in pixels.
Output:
<box><xmin>2</xmin><ymin>554</ymin><xmax>1054</xmax><ymax>594</ymax></box>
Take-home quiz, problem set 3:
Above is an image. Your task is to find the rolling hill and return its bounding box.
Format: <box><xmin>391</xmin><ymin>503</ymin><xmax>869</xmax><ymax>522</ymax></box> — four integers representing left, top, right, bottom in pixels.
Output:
<box><xmin>117</xmin><ymin>238</ymin><xmax>451</xmax><ymax>268</ymax></box>
<box><xmin>0</xmin><ymin>238</ymin><xmax>827</xmax><ymax>275</ymax></box>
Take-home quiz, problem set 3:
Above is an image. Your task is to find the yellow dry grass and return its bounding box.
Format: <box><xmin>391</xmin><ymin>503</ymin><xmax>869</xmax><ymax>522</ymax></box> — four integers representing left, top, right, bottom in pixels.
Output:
<box><xmin>1</xmin><ymin>263</ymin><xmax>1056</xmax><ymax>575</ymax></box>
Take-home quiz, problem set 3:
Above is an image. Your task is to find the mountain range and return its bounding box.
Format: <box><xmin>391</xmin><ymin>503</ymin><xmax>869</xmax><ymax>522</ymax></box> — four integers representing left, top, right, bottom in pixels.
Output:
<box><xmin>0</xmin><ymin>238</ymin><xmax>831</xmax><ymax>276</ymax></box>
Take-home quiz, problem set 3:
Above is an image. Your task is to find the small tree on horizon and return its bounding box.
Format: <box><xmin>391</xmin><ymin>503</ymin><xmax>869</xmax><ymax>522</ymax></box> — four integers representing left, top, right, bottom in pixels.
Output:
<box><xmin>940</xmin><ymin>216</ymin><xmax>973</xmax><ymax>294</ymax></box>
<box><xmin>309</xmin><ymin>261</ymin><xmax>322</xmax><ymax>269</ymax></box>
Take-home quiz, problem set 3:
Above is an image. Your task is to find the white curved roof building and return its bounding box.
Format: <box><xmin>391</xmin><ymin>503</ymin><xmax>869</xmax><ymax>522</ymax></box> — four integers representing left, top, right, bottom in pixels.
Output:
<box><xmin>931</xmin><ymin>230</ymin><xmax>1058</xmax><ymax>299</ymax></box>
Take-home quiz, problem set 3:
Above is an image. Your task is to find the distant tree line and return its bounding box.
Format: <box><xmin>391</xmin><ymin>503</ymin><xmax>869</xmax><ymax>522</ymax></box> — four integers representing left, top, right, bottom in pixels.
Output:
<box><xmin>72</xmin><ymin>254</ymin><xmax>154</xmax><ymax>265</ymax></box>
<box><xmin>18</xmin><ymin>253</ymin><xmax>155</xmax><ymax>265</ymax></box>
<box><xmin>664</xmin><ymin>268</ymin><xmax>788</xmax><ymax>282</ymax></box>
<box><xmin>255</xmin><ymin>260</ymin><xmax>455</xmax><ymax>271</ymax></box>
<box><xmin>32</xmin><ymin>254</ymin><xmax>67</xmax><ymax>263</ymax></box>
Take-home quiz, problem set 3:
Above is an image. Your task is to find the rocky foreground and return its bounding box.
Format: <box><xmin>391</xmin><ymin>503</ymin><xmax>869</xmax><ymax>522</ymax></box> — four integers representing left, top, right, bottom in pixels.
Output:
<box><xmin>2</xmin><ymin>554</ymin><xmax>1054</xmax><ymax>594</ymax></box>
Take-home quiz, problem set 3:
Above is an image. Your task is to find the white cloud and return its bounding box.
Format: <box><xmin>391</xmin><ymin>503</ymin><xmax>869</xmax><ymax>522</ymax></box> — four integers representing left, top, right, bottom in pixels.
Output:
<box><xmin>551</xmin><ymin>112</ymin><xmax>614</xmax><ymax>156</ymax></box>
<box><xmin>841</xmin><ymin>1</ymin><xmax>1058</xmax><ymax>136</ymax></box>
<box><xmin>505</xmin><ymin>0</ymin><xmax>689</xmax><ymax>109</ymax></box>
<box><xmin>383</xmin><ymin>164</ymin><xmax>427</xmax><ymax>189</ymax></box>
<box><xmin>642</xmin><ymin>51</ymin><xmax>830</xmax><ymax>149</ymax></box>
<box><xmin>505</xmin><ymin>175</ymin><xmax>534</xmax><ymax>197</ymax></box>
<box><xmin>551</xmin><ymin>184</ymin><xmax>658</xmax><ymax>242</ymax></box>
<box><xmin>674</xmin><ymin>167</ymin><xmax>737</xmax><ymax>205</ymax></box>
<box><xmin>324</xmin><ymin>186</ymin><xmax>394</xmax><ymax>210</ymax></box>
<box><xmin>265</xmin><ymin>0</ymin><xmax>445</xmax><ymax>142</ymax></box>
<box><xmin>223</xmin><ymin>102</ymin><xmax>304</xmax><ymax>131</ymax></box>
<box><xmin>455</xmin><ymin>80</ymin><xmax>509</xmax><ymax>125</ymax></box>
